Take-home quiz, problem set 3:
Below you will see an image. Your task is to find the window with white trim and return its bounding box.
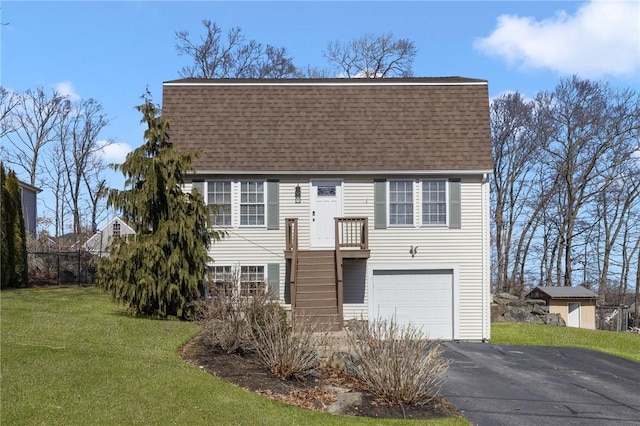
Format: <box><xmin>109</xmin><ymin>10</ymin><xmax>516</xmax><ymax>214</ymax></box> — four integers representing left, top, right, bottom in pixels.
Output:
<box><xmin>388</xmin><ymin>180</ymin><xmax>413</xmax><ymax>225</ymax></box>
<box><xmin>240</xmin><ymin>181</ymin><xmax>265</xmax><ymax>226</ymax></box>
<box><xmin>240</xmin><ymin>265</ymin><xmax>264</xmax><ymax>296</ymax></box>
<box><xmin>207</xmin><ymin>181</ymin><xmax>232</xmax><ymax>226</ymax></box>
<box><xmin>422</xmin><ymin>180</ymin><xmax>447</xmax><ymax>225</ymax></box>
<box><xmin>208</xmin><ymin>265</ymin><xmax>233</xmax><ymax>295</ymax></box>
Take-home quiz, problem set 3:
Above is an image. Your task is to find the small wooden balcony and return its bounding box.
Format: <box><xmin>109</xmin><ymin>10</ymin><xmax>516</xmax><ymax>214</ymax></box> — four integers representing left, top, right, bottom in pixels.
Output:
<box><xmin>284</xmin><ymin>217</ymin><xmax>370</xmax><ymax>260</ymax></box>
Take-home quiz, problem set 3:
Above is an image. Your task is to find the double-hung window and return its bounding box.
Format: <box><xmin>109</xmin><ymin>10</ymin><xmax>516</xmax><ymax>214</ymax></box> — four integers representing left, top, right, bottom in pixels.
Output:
<box><xmin>240</xmin><ymin>265</ymin><xmax>264</xmax><ymax>296</ymax></box>
<box><xmin>388</xmin><ymin>180</ymin><xmax>413</xmax><ymax>225</ymax></box>
<box><xmin>207</xmin><ymin>181</ymin><xmax>232</xmax><ymax>226</ymax></box>
<box><xmin>208</xmin><ymin>265</ymin><xmax>233</xmax><ymax>295</ymax></box>
<box><xmin>207</xmin><ymin>265</ymin><xmax>266</xmax><ymax>296</ymax></box>
<box><xmin>240</xmin><ymin>181</ymin><xmax>265</xmax><ymax>226</ymax></box>
<box><xmin>422</xmin><ymin>180</ymin><xmax>447</xmax><ymax>225</ymax></box>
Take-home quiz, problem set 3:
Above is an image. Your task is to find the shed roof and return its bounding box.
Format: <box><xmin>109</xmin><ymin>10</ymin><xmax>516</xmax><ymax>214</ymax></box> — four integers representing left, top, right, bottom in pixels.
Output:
<box><xmin>18</xmin><ymin>179</ymin><xmax>42</xmax><ymax>194</ymax></box>
<box><xmin>527</xmin><ymin>286</ymin><xmax>598</xmax><ymax>299</ymax></box>
<box><xmin>161</xmin><ymin>77</ymin><xmax>492</xmax><ymax>175</ymax></box>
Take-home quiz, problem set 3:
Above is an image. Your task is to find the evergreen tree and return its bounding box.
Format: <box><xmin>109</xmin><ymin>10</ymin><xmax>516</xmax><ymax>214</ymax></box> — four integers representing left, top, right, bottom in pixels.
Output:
<box><xmin>1</xmin><ymin>163</ymin><xmax>28</xmax><ymax>288</ymax></box>
<box><xmin>0</xmin><ymin>163</ymin><xmax>9</xmax><ymax>288</ymax></box>
<box><xmin>95</xmin><ymin>93</ymin><xmax>222</xmax><ymax>318</ymax></box>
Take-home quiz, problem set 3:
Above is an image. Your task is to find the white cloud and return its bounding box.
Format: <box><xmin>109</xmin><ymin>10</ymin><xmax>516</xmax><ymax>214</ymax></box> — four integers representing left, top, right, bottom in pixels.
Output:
<box><xmin>475</xmin><ymin>0</ymin><xmax>640</xmax><ymax>78</ymax></box>
<box><xmin>55</xmin><ymin>81</ymin><xmax>81</xmax><ymax>101</ymax></box>
<box><xmin>98</xmin><ymin>141</ymin><xmax>133</xmax><ymax>164</ymax></box>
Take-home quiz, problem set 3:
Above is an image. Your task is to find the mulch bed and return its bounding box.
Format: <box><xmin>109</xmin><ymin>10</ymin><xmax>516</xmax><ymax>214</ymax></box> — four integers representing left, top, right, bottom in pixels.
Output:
<box><xmin>180</xmin><ymin>333</ymin><xmax>463</xmax><ymax>420</ymax></box>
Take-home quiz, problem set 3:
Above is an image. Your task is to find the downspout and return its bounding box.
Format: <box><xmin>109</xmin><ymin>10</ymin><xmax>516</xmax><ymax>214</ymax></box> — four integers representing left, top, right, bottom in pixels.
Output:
<box><xmin>482</xmin><ymin>173</ymin><xmax>490</xmax><ymax>342</ymax></box>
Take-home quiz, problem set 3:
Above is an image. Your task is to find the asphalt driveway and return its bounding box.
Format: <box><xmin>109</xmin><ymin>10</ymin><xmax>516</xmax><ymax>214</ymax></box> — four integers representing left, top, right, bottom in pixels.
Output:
<box><xmin>441</xmin><ymin>342</ymin><xmax>640</xmax><ymax>425</ymax></box>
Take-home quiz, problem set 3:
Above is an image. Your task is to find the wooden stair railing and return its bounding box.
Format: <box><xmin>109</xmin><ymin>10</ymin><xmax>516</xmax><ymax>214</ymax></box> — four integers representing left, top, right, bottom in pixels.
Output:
<box><xmin>285</xmin><ymin>218</ymin><xmax>298</xmax><ymax>309</ymax></box>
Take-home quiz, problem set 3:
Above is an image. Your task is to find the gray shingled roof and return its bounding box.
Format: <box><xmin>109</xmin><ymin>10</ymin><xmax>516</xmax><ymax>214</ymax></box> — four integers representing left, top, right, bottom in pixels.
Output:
<box><xmin>161</xmin><ymin>78</ymin><xmax>492</xmax><ymax>174</ymax></box>
<box><xmin>532</xmin><ymin>286</ymin><xmax>597</xmax><ymax>299</ymax></box>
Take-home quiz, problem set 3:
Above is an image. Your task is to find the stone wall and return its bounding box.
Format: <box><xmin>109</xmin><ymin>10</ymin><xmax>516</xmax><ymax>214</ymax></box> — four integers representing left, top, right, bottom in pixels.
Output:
<box><xmin>492</xmin><ymin>293</ymin><xmax>565</xmax><ymax>326</ymax></box>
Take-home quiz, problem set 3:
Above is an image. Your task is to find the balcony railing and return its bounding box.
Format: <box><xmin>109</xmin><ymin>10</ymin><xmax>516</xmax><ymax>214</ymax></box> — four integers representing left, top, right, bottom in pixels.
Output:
<box><xmin>335</xmin><ymin>217</ymin><xmax>368</xmax><ymax>251</ymax></box>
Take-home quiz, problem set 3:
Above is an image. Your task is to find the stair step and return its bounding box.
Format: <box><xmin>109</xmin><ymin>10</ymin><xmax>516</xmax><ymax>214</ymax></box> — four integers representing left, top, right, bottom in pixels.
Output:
<box><xmin>296</xmin><ymin>289</ymin><xmax>336</xmax><ymax>300</ymax></box>
<box><xmin>296</xmin><ymin>295</ymin><xmax>337</xmax><ymax>304</ymax></box>
<box><xmin>294</xmin><ymin>283</ymin><xmax>335</xmax><ymax>292</ymax></box>
<box><xmin>297</xmin><ymin>252</ymin><xmax>335</xmax><ymax>262</ymax></box>
<box><xmin>296</xmin><ymin>276</ymin><xmax>336</xmax><ymax>289</ymax></box>
<box><xmin>295</xmin><ymin>300</ymin><xmax>338</xmax><ymax>309</ymax></box>
<box><xmin>293</xmin><ymin>314</ymin><xmax>342</xmax><ymax>332</ymax></box>
<box><xmin>295</xmin><ymin>307</ymin><xmax>339</xmax><ymax>315</ymax></box>
<box><xmin>297</xmin><ymin>266</ymin><xmax>335</xmax><ymax>273</ymax></box>
<box><xmin>297</xmin><ymin>261</ymin><xmax>335</xmax><ymax>267</ymax></box>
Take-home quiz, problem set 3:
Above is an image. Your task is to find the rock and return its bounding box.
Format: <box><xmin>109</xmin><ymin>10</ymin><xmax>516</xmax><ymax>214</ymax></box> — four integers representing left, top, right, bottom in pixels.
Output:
<box><xmin>327</xmin><ymin>351</ymin><xmax>362</xmax><ymax>376</ymax></box>
<box><xmin>491</xmin><ymin>303</ymin><xmax>505</xmax><ymax>321</ymax></box>
<box><xmin>491</xmin><ymin>293</ymin><xmax>565</xmax><ymax>327</ymax></box>
<box><xmin>504</xmin><ymin>306</ymin><xmax>543</xmax><ymax>324</ymax></box>
<box><xmin>496</xmin><ymin>292</ymin><xmax>519</xmax><ymax>301</ymax></box>
<box><xmin>328</xmin><ymin>391</ymin><xmax>363</xmax><ymax>414</ymax></box>
<box><xmin>531</xmin><ymin>304</ymin><xmax>549</xmax><ymax>315</ymax></box>
<box><xmin>544</xmin><ymin>313</ymin><xmax>566</xmax><ymax>326</ymax></box>
<box><xmin>327</xmin><ymin>351</ymin><xmax>352</xmax><ymax>371</ymax></box>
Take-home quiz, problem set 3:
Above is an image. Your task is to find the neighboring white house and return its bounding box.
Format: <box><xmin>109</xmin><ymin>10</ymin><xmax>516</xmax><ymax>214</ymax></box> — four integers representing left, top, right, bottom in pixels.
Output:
<box><xmin>17</xmin><ymin>179</ymin><xmax>41</xmax><ymax>236</ymax></box>
<box><xmin>162</xmin><ymin>77</ymin><xmax>493</xmax><ymax>341</ymax></box>
<box><xmin>84</xmin><ymin>217</ymin><xmax>135</xmax><ymax>257</ymax></box>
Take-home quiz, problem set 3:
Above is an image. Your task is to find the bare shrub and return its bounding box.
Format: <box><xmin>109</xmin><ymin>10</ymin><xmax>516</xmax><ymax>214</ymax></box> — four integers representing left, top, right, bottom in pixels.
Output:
<box><xmin>194</xmin><ymin>270</ymin><xmax>276</xmax><ymax>354</ymax></box>
<box><xmin>193</xmin><ymin>269</ymin><xmax>324</xmax><ymax>380</ymax></box>
<box><xmin>250</xmin><ymin>311</ymin><xmax>321</xmax><ymax>380</ymax></box>
<box><xmin>345</xmin><ymin>318</ymin><xmax>451</xmax><ymax>406</ymax></box>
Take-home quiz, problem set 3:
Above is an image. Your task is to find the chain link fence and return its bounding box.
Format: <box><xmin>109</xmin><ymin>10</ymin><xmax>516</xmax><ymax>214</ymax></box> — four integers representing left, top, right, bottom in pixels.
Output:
<box><xmin>27</xmin><ymin>251</ymin><xmax>96</xmax><ymax>286</ymax></box>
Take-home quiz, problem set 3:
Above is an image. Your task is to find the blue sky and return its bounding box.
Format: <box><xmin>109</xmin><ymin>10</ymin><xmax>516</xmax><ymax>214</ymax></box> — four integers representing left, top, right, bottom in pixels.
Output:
<box><xmin>1</xmin><ymin>0</ymin><xmax>639</xmax><ymax>228</ymax></box>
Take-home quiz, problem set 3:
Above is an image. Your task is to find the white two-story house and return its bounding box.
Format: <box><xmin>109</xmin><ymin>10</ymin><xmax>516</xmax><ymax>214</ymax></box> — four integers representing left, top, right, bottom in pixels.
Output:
<box><xmin>162</xmin><ymin>77</ymin><xmax>492</xmax><ymax>341</ymax></box>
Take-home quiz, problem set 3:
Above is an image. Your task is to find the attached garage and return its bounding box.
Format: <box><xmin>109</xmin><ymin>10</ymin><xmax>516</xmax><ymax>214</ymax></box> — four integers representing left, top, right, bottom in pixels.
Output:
<box><xmin>368</xmin><ymin>266</ymin><xmax>458</xmax><ymax>340</ymax></box>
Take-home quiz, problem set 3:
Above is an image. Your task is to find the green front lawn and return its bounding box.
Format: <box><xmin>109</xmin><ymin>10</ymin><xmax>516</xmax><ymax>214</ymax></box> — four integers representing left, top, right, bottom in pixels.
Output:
<box><xmin>491</xmin><ymin>322</ymin><xmax>640</xmax><ymax>363</ymax></box>
<box><xmin>1</xmin><ymin>286</ymin><xmax>465</xmax><ymax>425</ymax></box>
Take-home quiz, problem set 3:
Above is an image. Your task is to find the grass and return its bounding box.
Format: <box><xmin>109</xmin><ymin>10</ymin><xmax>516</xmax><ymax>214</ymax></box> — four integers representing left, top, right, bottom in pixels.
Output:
<box><xmin>491</xmin><ymin>322</ymin><xmax>640</xmax><ymax>363</ymax></box>
<box><xmin>1</xmin><ymin>286</ymin><xmax>467</xmax><ymax>425</ymax></box>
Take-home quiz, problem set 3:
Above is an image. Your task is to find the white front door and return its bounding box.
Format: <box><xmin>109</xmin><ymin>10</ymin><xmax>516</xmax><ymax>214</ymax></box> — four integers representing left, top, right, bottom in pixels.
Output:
<box><xmin>568</xmin><ymin>302</ymin><xmax>581</xmax><ymax>327</ymax></box>
<box><xmin>310</xmin><ymin>180</ymin><xmax>343</xmax><ymax>248</ymax></box>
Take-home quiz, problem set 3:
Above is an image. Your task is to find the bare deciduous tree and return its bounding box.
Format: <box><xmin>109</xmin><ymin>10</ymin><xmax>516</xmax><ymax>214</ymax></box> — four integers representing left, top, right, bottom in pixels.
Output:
<box><xmin>323</xmin><ymin>33</ymin><xmax>416</xmax><ymax>78</ymax></box>
<box><xmin>175</xmin><ymin>20</ymin><xmax>297</xmax><ymax>79</ymax></box>
<box><xmin>0</xmin><ymin>87</ymin><xmax>18</xmax><ymax>139</ymax></box>
<box><xmin>541</xmin><ymin>77</ymin><xmax>640</xmax><ymax>287</ymax></box>
<box><xmin>490</xmin><ymin>76</ymin><xmax>640</xmax><ymax>299</ymax></box>
<box><xmin>59</xmin><ymin>98</ymin><xmax>111</xmax><ymax>235</ymax></box>
<box><xmin>2</xmin><ymin>87</ymin><xmax>72</xmax><ymax>186</ymax></box>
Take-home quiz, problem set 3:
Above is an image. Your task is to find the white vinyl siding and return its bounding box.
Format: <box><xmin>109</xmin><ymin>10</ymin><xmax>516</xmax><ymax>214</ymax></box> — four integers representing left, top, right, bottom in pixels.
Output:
<box><xmin>367</xmin><ymin>177</ymin><xmax>487</xmax><ymax>340</ymax></box>
<box><xmin>195</xmin><ymin>175</ymin><xmax>489</xmax><ymax>340</ymax></box>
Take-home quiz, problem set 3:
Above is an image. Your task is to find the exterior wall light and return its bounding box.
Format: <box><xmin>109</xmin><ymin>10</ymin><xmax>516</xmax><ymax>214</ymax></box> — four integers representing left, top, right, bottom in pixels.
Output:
<box><xmin>295</xmin><ymin>184</ymin><xmax>301</xmax><ymax>203</ymax></box>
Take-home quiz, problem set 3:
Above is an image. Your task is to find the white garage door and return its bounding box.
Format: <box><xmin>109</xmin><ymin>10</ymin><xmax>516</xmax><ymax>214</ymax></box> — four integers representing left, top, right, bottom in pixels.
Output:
<box><xmin>372</xmin><ymin>269</ymin><xmax>454</xmax><ymax>340</ymax></box>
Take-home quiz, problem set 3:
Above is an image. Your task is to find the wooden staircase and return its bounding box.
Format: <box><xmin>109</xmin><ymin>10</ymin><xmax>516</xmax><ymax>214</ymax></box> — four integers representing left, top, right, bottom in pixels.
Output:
<box><xmin>293</xmin><ymin>250</ymin><xmax>342</xmax><ymax>331</ymax></box>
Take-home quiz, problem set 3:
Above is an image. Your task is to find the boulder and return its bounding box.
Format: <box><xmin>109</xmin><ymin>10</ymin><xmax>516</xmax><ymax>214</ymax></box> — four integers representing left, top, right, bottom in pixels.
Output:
<box><xmin>503</xmin><ymin>306</ymin><xmax>544</xmax><ymax>324</ymax></box>
<box><xmin>496</xmin><ymin>292</ymin><xmax>519</xmax><ymax>301</ymax></box>
<box><xmin>544</xmin><ymin>313</ymin><xmax>566</xmax><ymax>326</ymax></box>
<box><xmin>531</xmin><ymin>304</ymin><xmax>549</xmax><ymax>316</ymax></box>
<box><xmin>491</xmin><ymin>293</ymin><xmax>565</xmax><ymax>327</ymax></box>
<box><xmin>327</xmin><ymin>351</ymin><xmax>362</xmax><ymax>376</ymax></box>
<box><xmin>328</xmin><ymin>390</ymin><xmax>363</xmax><ymax>414</ymax></box>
